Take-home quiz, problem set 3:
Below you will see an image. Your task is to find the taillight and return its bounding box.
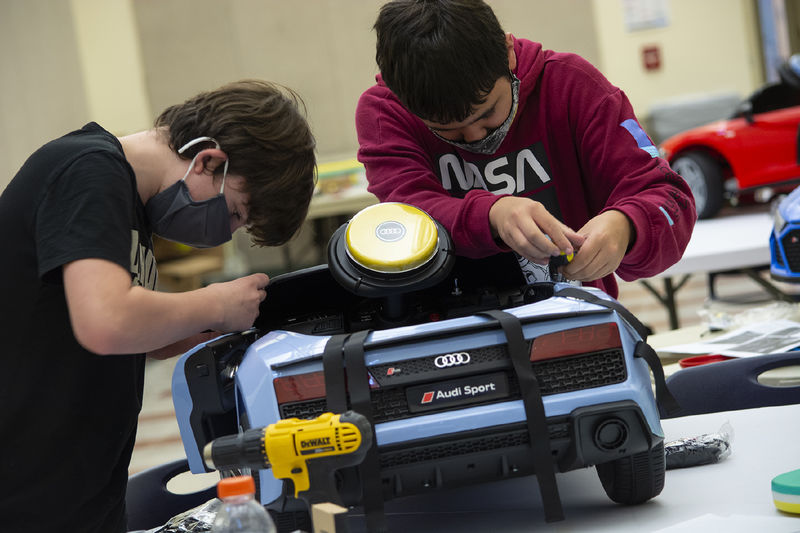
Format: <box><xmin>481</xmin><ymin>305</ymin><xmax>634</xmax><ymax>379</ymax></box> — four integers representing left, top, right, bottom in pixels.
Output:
<box><xmin>274</xmin><ymin>371</ymin><xmax>326</xmax><ymax>404</ymax></box>
<box><xmin>530</xmin><ymin>322</ymin><xmax>621</xmax><ymax>362</ymax></box>
<box><xmin>273</xmin><ymin>370</ymin><xmax>379</xmax><ymax>405</ymax></box>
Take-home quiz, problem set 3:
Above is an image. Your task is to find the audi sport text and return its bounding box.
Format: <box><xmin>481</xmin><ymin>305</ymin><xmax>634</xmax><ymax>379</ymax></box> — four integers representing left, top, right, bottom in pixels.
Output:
<box><xmin>407</xmin><ymin>372</ymin><xmax>509</xmax><ymax>413</ymax></box>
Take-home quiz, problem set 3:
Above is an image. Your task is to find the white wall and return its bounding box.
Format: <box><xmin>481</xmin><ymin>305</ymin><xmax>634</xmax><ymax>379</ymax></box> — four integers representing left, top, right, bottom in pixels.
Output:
<box><xmin>1</xmin><ymin>0</ymin><xmax>767</xmax><ymax>193</ymax></box>
<box><xmin>592</xmin><ymin>0</ymin><xmax>763</xmax><ymax>119</ymax></box>
<box><xmin>70</xmin><ymin>0</ymin><xmax>151</xmax><ymax>135</ymax></box>
<box><xmin>1</xmin><ymin>1</ymin><xmax>89</xmax><ymax>187</ymax></box>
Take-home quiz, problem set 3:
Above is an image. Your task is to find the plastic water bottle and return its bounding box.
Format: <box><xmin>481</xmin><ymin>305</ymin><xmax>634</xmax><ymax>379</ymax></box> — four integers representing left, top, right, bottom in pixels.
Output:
<box><xmin>212</xmin><ymin>475</ymin><xmax>277</xmax><ymax>533</ymax></box>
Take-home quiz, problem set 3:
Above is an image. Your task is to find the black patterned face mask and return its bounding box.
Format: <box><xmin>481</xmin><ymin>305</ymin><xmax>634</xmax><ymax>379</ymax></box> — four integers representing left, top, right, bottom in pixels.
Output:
<box><xmin>145</xmin><ymin>136</ymin><xmax>232</xmax><ymax>248</ymax></box>
<box><xmin>431</xmin><ymin>74</ymin><xmax>520</xmax><ymax>155</ymax></box>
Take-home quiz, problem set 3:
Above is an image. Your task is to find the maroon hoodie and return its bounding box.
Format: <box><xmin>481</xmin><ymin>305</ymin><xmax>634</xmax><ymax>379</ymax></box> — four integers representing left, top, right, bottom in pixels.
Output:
<box><xmin>355</xmin><ymin>36</ymin><xmax>695</xmax><ymax>297</ymax></box>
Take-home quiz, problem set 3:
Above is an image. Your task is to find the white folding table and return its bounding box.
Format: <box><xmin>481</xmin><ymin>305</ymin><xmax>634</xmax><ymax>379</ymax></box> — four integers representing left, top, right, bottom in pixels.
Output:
<box><xmin>344</xmin><ymin>404</ymin><xmax>800</xmax><ymax>532</ymax></box>
<box><xmin>638</xmin><ymin>207</ymin><xmax>776</xmax><ymax>329</ymax></box>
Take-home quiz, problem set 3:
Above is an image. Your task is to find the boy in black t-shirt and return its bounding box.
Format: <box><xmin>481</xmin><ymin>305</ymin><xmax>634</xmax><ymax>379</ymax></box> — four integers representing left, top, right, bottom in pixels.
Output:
<box><xmin>0</xmin><ymin>80</ymin><xmax>316</xmax><ymax>533</ymax></box>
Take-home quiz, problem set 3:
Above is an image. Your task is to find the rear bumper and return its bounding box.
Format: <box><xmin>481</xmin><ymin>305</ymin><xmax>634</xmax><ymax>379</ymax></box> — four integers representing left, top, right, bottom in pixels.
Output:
<box><xmin>263</xmin><ymin>399</ymin><xmax>660</xmax><ymax>507</ymax></box>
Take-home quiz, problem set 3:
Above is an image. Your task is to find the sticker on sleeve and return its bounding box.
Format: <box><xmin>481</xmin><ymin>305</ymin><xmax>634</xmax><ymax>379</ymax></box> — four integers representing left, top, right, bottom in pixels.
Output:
<box><xmin>620</xmin><ymin>119</ymin><xmax>659</xmax><ymax>158</ymax></box>
<box><xmin>659</xmin><ymin>206</ymin><xmax>675</xmax><ymax>226</ymax></box>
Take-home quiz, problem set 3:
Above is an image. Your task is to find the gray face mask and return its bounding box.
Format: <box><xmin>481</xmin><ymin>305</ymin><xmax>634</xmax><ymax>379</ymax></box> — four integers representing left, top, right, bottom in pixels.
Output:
<box><xmin>432</xmin><ymin>74</ymin><xmax>520</xmax><ymax>155</ymax></box>
<box><xmin>145</xmin><ymin>136</ymin><xmax>232</xmax><ymax>248</ymax></box>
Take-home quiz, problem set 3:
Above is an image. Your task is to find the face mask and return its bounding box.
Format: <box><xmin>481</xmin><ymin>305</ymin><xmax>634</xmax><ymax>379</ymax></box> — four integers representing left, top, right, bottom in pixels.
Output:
<box><xmin>432</xmin><ymin>74</ymin><xmax>520</xmax><ymax>155</ymax></box>
<box><xmin>145</xmin><ymin>136</ymin><xmax>233</xmax><ymax>248</ymax></box>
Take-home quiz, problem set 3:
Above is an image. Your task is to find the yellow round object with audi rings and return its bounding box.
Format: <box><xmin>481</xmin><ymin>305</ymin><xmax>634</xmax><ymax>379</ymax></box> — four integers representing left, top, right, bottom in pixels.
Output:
<box><xmin>327</xmin><ymin>202</ymin><xmax>454</xmax><ymax>297</ymax></box>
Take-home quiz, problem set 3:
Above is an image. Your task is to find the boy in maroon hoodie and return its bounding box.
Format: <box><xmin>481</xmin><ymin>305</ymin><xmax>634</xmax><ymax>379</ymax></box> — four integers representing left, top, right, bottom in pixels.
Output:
<box><xmin>355</xmin><ymin>0</ymin><xmax>696</xmax><ymax>298</ymax></box>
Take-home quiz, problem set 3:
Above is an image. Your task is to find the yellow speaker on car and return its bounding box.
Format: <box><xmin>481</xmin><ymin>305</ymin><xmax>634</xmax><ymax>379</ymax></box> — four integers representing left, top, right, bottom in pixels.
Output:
<box><xmin>327</xmin><ymin>202</ymin><xmax>454</xmax><ymax>299</ymax></box>
<box><xmin>345</xmin><ymin>203</ymin><xmax>438</xmax><ymax>274</ymax></box>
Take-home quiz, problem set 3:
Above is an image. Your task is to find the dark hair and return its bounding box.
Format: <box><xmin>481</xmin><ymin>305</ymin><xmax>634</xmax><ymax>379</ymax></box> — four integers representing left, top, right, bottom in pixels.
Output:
<box><xmin>375</xmin><ymin>0</ymin><xmax>509</xmax><ymax>123</ymax></box>
<box><xmin>155</xmin><ymin>80</ymin><xmax>317</xmax><ymax>246</ymax></box>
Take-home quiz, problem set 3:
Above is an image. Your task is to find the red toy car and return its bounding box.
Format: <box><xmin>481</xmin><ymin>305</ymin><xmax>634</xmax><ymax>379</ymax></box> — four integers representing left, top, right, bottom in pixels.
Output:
<box><xmin>660</xmin><ymin>55</ymin><xmax>800</xmax><ymax>219</ymax></box>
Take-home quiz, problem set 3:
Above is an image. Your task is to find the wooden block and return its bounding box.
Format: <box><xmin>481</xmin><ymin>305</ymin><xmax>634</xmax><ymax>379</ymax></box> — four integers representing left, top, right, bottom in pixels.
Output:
<box><xmin>311</xmin><ymin>502</ymin><xmax>349</xmax><ymax>533</ymax></box>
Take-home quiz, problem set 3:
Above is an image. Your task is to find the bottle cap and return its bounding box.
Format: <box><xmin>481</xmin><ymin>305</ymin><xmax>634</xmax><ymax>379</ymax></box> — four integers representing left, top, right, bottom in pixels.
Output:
<box><xmin>217</xmin><ymin>475</ymin><xmax>256</xmax><ymax>499</ymax></box>
<box><xmin>345</xmin><ymin>202</ymin><xmax>438</xmax><ymax>273</ymax></box>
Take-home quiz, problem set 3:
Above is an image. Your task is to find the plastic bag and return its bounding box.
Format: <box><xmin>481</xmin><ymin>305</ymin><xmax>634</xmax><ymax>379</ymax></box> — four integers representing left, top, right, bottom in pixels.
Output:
<box><xmin>664</xmin><ymin>421</ymin><xmax>734</xmax><ymax>470</ymax></box>
<box><xmin>144</xmin><ymin>498</ymin><xmax>221</xmax><ymax>533</ymax></box>
<box><xmin>137</xmin><ymin>498</ymin><xmax>310</xmax><ymax>533</ymax></box>
<box><xmin>698</xmin><ymin>301</ymin><xmax>799</xmax><ymax>332</ymax></box>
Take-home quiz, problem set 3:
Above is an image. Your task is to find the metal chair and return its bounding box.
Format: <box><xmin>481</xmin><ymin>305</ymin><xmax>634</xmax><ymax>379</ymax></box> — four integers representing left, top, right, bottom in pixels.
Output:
<box><xmin>660</xmin><ymin>352</ymin><xmax>800</xmax><ymax>418</ymax></box>
<box><xmin>126</xmin><ymin>458</ymin><xmax>216</xmax><ymax>531</ymax></box>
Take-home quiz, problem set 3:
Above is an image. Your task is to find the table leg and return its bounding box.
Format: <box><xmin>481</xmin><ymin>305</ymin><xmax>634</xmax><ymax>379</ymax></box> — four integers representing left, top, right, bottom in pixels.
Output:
<box><xmin>741</xmin><ymin>267</ymin><xmax>798</xmax><ymax>302</ymax></box>
<box><xmin>708</xmin><ymin>265</ymin><xmax>796</xmax><ymax>303</ymax></box>
<box><xmin>638</xmin><ymin>275</ymin><xmax>691</xmax><ymax>330</ymax></box>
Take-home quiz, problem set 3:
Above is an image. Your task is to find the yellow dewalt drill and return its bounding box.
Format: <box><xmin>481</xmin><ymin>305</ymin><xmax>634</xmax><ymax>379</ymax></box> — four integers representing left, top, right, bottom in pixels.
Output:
<box><xmin>203</xmin><ymin>411</ymin><xmax>372</xmax><ymax>504</ymax></box>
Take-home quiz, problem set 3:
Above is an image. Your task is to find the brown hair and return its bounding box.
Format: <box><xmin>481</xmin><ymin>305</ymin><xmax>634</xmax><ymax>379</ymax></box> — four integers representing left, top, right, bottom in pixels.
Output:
<box><xmin>155</xmin><ymin>80</ymin><xmax>317</xmax><ymax>246</ymax></box>
<box><xmin>375</xmin><ymin>0</ymin><xmax>509</xmax><ymax>124</ymax></box>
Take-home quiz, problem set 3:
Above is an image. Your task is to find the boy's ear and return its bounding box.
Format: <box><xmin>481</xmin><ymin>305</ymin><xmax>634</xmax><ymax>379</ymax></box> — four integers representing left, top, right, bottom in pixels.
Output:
<box><xmin>505</xmin><ymin>33</ymin><xmax>517</xmax><ymax>71</ymax></box>
<box><xmin>193</xmin><ymin>148</ymin><xmax>228</xmax><ymax>174</ymax></box>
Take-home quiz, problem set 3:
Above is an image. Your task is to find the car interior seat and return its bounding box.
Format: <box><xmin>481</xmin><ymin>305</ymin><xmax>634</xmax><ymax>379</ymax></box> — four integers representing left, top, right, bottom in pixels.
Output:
<box><xmin>660</xmin><ymin>352</ymin><xmax>800</xmax><ymax>418</ymax></box>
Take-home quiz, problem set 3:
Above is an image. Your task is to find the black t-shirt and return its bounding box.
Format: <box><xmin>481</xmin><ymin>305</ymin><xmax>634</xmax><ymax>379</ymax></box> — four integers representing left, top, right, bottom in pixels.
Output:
<box><xmin>0</xmin><ymin>123</ymin><xmax>157</xmax><ymax>532</ymax></box>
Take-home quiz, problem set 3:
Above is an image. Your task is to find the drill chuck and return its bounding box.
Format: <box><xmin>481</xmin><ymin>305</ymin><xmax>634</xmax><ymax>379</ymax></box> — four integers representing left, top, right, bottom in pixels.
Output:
<box><xmin>203</xmin><ymin>427</ymin><xmax>269</xmax><ymax>471</ymax></box>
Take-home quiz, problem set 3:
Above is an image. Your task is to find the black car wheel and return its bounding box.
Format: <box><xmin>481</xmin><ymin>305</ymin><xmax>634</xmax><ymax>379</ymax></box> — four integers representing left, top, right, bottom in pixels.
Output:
<box><xmin>595</xmin><ymin>441</ymin><xmax>665</xmax><ymax>505</ymax></box>
<box><xmin>671</xmin><ymin>151</ymin><xmax>725</xmax><ymax>219</ymax></box>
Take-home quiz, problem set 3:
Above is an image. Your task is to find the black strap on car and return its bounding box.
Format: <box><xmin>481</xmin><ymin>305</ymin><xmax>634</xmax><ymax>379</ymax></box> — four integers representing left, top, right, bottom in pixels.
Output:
<box><xmin>634</xmin><ymin>341</ymin><xmax>680</xmax><ymax>416</ymax></box>
<box><xmin>323</xmin><ymin>333</ymin><xmax>350</xmax><ymax>414</ymax></box>
<box><xmin>323</xmin><ymin>331</ymin><xmax>388</xmax><ymax>532</ymax></box>
<box><xmin>553</xmin><ymin>286</ymin><xmax>680</xmax><ymax>416</ymax></box>
<box><xmin>321</xmin><ymin>333</ymin><xmax>367</xmax><ymax>509</ymax></box>
<box><xmin>343</xmin><ymin>330</ymin><xmax>388</xmax><ymax>533</ymax></box>
<box><xmin>554</xmin><ymin>286</ymin><xmax>650</xmax><ymax>339</ymax></box>
<box><xmin>477</xmin><ymin>310</ymin><xmax>564</xmax><ymax>523</ymax></box>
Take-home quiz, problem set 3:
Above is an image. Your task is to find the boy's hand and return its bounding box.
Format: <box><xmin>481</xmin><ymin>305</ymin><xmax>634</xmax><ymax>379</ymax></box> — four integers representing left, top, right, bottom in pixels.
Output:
<box><xmin>207</xmin><ymin>273</ymin><xmax>269</xmax><ymax>332</ymax></box>
<box><xmin>562</xmin><ymin>210</ymin><xmax>634</xmax><ymax>282</ymax></box>
<box><xmin>489</xmin><ymin>196</ymin><xmax>585</xmax><ymax>264</ymax></box>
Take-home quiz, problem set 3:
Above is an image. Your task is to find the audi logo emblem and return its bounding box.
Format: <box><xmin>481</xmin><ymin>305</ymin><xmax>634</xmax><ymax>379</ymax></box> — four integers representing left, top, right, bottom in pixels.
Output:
<box><xmin>434</xmin><ymin>352</ymin><xmax>471</xmax><ymax>368</ymax></box>
<box><xmin>375</xmin><ymin>221</ymin><xmax>406</xmax><ymax>242</ymax></box>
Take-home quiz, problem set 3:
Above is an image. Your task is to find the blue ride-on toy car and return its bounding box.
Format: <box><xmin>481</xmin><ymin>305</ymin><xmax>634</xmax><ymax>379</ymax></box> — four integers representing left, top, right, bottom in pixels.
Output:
<box><xmin>171</xmin><ymin>202</ymin><xmax>673</xmax><ymax>531</ymax></box>
<box><xmin>771</xmin><ymin>185</ymin><xmax>800</xmax><ymax>282</ymax></box>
